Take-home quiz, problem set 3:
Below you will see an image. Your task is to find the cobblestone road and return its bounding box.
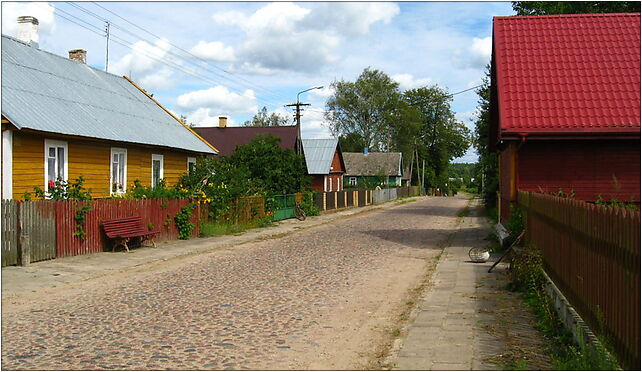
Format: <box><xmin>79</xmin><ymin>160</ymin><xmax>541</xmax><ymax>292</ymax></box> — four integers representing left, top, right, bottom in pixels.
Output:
<box><xmin>2</xmin><ymin>195</ymin><xmax>467</xmax><ymax>370</ymax></box>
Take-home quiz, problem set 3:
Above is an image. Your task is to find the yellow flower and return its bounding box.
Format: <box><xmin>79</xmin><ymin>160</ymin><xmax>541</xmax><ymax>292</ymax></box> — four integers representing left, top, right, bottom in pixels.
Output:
<box><xmin>142</xmin><ymin>195</ymin><xmax>147</xmax><ymax>199</ymax></box>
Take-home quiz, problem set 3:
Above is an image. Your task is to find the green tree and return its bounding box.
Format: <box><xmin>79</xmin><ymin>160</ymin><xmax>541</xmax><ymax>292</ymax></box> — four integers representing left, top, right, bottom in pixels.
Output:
<box><xmin>404</xmin><ymin>86</ymin><xmax>470</xmax><ymax>188</ymax></box>
<box><xmin>512</xmin><ymin>1</ymin><xmax>639</xmax><ymax>15</ymax></box>
<box><xmin>243</xmin><ymin>106</ymin><xmax>290</xmax><ymax>127</ymax></box>
<box><xmin>338</xmin><ymin>132</ymin><xmax>368</xmax><ymax>153</ymax></box>
<box><xmin>325</xmin><ymin>67</ymin><xmax>402</xmax><ymax>151</ymax></box>
<box><xmin>473</xmin><ymin>65</ymin><xmax>499</xmax><ymax>207</ymax></box>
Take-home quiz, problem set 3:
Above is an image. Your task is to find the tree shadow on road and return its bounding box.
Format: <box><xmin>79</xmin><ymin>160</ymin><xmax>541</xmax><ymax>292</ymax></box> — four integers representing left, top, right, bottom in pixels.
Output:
<box><xmin>382</xmin><ymin>205</ymin><xmax>464</xmax><ymax>217</ymax></box>
<box><xmin>364</xmin><ymin>226</ymin><xmax>489</xmax><ymax>249</ymax></box>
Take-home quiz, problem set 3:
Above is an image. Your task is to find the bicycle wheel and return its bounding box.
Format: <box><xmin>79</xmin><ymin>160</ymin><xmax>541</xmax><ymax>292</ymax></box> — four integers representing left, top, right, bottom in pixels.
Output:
<box><xmin>295</xmin><ymin>204</ymin><xmax>306</xmax><ymax>221</ymax></box>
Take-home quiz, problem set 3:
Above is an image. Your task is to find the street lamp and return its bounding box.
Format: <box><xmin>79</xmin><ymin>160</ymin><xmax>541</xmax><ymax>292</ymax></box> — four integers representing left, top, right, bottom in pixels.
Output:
<box><xmin>297</xmin><ymin>85</ymin><xmax>324</xmax><ymax>105</ymax></box>
<box><xmin>290</xmin><ymin>86</ymin><xmax>323</xmax><ymax>155</ymax></box>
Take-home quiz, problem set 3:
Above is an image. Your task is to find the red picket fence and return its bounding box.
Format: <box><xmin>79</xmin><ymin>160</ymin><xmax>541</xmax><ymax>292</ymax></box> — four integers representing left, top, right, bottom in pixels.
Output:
<box><xmin>55</xmin><ymin>198</ymin><xmax>201</xmax><ymax>257</ymax></box>
<box><xmin>518</xmin><ymin>191</ymin><xmax>640</xmax><ymax>370</ymax></box>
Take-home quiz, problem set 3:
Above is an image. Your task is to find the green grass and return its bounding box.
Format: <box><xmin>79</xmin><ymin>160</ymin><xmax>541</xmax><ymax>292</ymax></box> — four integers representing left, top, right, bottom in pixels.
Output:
<box><xmin>199</xmin><ymin>216</ymin><xmax>274</xmax><ymax>238</ymax></box>
<box><xmin>457</xmin><ymin>208</ymin><xmax>470</xmax><ymax>217</ymax></box>
<box><xmin>510</xmin><ymin>249</ymin><xmax>621</xmax><ymax>370</ymax></box>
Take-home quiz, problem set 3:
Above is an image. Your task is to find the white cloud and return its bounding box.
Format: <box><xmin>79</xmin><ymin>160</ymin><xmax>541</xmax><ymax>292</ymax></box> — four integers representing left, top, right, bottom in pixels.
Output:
<box><xmin>1</xmin><ymin>2</ymin><xmax>56</xmax><ymax>37</ymax></box>
<box><xmin>469</xmin><ymin>37</ymin><xmax>492</xmax><ymax>68</ymax></box>
<box><xmin>228</xmin><ymin>62</ymin><xmax>278</xmax><ymax>75</ymax></box>
<box><xmin>185</xmin><ymin>108</ymin><xmax>237</xmax><ymax>127</ymax></box>
<box><xmin>308</xmin><ymin>86</ymin><xmax>335</xmax><ymax>100</ymax></box>
<box><xmin>210</xmin><ymin>2</ymin><xmax>399</xmax><ymax>73</ymax></box>
<box><xmin>110</xmin><ymin>38</ymin><xmax>174</xmax><ymax>76</ymax></box>
<box><xmin>176</xmin><ymin>85</ymin><xmax>257</xmax><ymax>115</ymax></box>
<box><xmin>189</xmin><ymin>40</ymin><xmax>236</xmax><ymax>62</ymax></box>
<box><xmin>307</xmin><ymin>2</ymin><xmax>400</xmax><ymax>36</ymax></box>
<box><xmin>392</xmin><ymin>74</ymin><xmax>433</xmax><ymax>91</ymax></box>
<box><xmin>139</xmin><ymin>68</ymin><xmax>175</xmax><ymax>91</ymax></box>
<box><xmin>300</xmin><ymin>109</ymin><xmax>332</xmax><ymax>139</ymax></box>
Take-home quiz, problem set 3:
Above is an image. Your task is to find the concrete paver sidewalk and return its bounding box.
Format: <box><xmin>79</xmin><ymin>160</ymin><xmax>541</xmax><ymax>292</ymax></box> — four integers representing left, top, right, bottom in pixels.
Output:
<box><xmin>2</xmin><ymin>196</ymin><xmax>423</xmax><ymax>298</ymax></box>
<box><xmin>394</xmin><ymin>198</ymin><xmax>551</xmax><ymax>370</ymax></box>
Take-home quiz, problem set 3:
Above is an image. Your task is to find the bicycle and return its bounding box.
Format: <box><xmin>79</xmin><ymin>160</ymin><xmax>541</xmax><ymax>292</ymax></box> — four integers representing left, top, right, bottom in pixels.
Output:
<box><xmin>294</xmin><ymin>202</ymin><xmax>306</xmax><ymax>221</ymax></box>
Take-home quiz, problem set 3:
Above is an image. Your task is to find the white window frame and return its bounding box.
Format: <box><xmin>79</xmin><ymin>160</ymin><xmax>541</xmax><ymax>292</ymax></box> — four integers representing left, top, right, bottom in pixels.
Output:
<box><xmin>110</xmin><ymin>147</ymin><xmax>127</xmax><ymax>195</ymax></box>
<box><xmin>151</xmin><ymin>154</ymin><xmax>164</xmax><ymax>187</ymax></box>
<box><xmin>2</xmin><ymin>130</ymin><xmax>13</xmax><ymax>199</ymax></box>
<box><xmin>44</xmin><ymin>139</ymin><xmax>68</xmax><ymax>193</ymax></box>
<box><xmin>187</xmin><ymin>157</ymin><xmax>196</xmax><ymax>173</ymax></box>
<box><xmin>349</xmin><ymin>177</ymin><xmax>357</xmax><ymax>186</ymax></box>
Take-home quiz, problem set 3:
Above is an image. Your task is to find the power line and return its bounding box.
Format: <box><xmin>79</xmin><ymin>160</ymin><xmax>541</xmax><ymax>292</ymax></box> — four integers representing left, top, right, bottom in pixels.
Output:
<box><xmin>88</xmin><ymin>1</ymin><xmax>292</xmax><ymax>103</ymax></box>
<box><xmin>49</xmin><ymin>4</ymin><xmax>284</xmax><ymax>110</ymax></box>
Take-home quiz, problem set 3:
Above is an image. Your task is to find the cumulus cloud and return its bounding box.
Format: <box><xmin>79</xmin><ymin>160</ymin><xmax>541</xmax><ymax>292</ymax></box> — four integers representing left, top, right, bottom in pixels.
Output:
<box><xmin>185</xmin><ymin>108</ymin><xmax>237</xmax><ymax>127</ymax></box>
<box><xmin>110</xmin><ymin>38</ymin><xmax>174</xmax><ymax>76</ymax></box>
<box><xmin>189</xmin><ymin>40</ymin><xmax>236</xmax><ymax>62</ymax></box>
<box><xmin>139</xmin><ymin>68</ymin><xmax>175</xmax><ymax>91</ymax></box>
<box><xmin>308</xmin><ymin>86</ymin><xmax>335</xmax><ymax>100</ymax></box>
<box><xmin>300</xmin><ymin>109</ymin><xmax>332</xmax><ymax>139</ymax></box>
<box><xmin>469</xmin><ymin>37</ymin><xmax>491</xmax><ymax>67</ymax></box>
<box><xmin>210</xmin><ymin>2</ymin><xmax>399</xmax><ymax>73</ymax></box>
<box><xmin>1</xmin><ymin>2</ymin><xmax>56</xmax><ymax>37</ymax></box>
<box><xmin>176</xmin><ymin>85</ymin><xmax>257</xmax><ymax>115</ymax></box>
<box><xmin>392</xmin><ymin>74</ymin><xmax>433</xmax><ymax>91</ymax></box>
<box><xmin>307</xmin><ymin>2</ymin><xmax>399</xmax><ymax>36</ymax></box>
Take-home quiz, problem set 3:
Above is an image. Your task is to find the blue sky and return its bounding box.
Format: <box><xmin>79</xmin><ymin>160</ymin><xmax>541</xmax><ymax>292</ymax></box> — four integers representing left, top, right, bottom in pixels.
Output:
<box><xmin>2</xmin><ymin>1</ymin><xmax>515</xmax><ymax>162</ymax></box>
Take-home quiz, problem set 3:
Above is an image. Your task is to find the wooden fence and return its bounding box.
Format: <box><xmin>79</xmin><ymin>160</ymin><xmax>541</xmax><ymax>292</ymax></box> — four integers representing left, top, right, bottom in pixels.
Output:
<box><xmin>518</xmin><ymin>191</ymin><xmax>640</xmax><ymax>370</ymax></box>
<box><xmin>2</xmin><ymin>198</ymin><xmax>201</xmax><ymax>264</ymax></box>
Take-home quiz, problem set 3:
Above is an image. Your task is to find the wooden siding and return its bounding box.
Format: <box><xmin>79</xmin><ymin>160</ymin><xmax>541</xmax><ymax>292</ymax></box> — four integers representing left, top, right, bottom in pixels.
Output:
<box><xmin>517</xmin><ymin>140</ymin><xmax>640</xmax><ymax>202</ymax></box>
<box><xmin>330</xmin><ymin>149</ymin><xmax>345</xmax><ymax>173</ymax></box>
<box><xmin>12</xmin><ymin>131</ymin><xmax>200</xmax><ymax>199</ymax></box>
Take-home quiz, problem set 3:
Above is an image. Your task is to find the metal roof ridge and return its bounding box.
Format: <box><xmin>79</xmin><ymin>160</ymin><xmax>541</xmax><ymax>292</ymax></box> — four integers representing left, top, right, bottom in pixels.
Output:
<box><xmin>2</xmin><ymin>34</ymin><xmax>128</xmax><ymax>81</ymax></box>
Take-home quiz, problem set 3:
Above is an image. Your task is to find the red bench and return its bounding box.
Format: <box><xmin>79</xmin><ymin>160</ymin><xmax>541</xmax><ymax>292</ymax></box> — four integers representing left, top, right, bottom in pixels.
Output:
<box><xmin>102</xmin><ymin>216</ymin><xmax>160</xmax><ymax>252</ymax></box>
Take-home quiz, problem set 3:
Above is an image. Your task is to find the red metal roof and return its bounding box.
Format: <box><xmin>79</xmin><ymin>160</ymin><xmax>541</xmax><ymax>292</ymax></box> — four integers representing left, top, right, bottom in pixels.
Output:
<box><xmin>493</xmin><ymin>13</ymin><xmax>641</xmax><ymax>136</ymax></box>
<box><xmin>194</xmin><ymin>125</ymin><xmax>299</xmax><ymax>157</ymax></box>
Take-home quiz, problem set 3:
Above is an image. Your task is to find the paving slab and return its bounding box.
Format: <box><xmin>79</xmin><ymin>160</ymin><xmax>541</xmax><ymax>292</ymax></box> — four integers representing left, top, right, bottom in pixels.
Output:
<box><xmin>393</xmin><ymin>197</ymin><xmax>552</xmax><ymax>370</ymax></box>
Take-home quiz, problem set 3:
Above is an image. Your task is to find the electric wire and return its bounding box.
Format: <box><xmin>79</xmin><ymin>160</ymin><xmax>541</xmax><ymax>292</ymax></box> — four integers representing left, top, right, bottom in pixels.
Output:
<box><xmin>48</xmin><ymin>4</ymin><xmax>284</xmax><ymax>110</ymax></box>
<box><xmin>87</xmin><ymin>1</ymin><xmax>292</xmax><ymax>103</ymax></box>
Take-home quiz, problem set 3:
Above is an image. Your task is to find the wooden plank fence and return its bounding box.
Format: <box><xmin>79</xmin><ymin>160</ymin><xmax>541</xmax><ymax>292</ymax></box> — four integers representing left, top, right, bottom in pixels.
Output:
<box><xmin>518</xmin><ymin>191</ymin><xmax>640</xmax><ymax>370</ymax></box>
<box><xmin>2</xmin><ymin>200</ymin><xmax>19</xmax><ymax>267</ymax></box>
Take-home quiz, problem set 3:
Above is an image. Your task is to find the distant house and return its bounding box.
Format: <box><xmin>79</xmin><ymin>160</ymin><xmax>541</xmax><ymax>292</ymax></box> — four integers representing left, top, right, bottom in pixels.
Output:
<box><xmin>1</xmin><ymin>27</ymin><xmax>216</xmax><ymax>200</ymax></box>
<box><xmin>342</xmin><ymin>151</ymin><xmax>403</xmax><ymax>188</ymax></box>
<box><xmin>491</xmin><ymin>13</ymin><xmax>641</xmax><ymax>222</ymax></box>
<box><xmin>194</xmin><ymin>118</ymin><xmax>300</xmax><ymax>157</ymax></box>
<box><xmin>301</xmin><ymin>138</ymin><xmax>345</xmax><ymax>192</ymax></box>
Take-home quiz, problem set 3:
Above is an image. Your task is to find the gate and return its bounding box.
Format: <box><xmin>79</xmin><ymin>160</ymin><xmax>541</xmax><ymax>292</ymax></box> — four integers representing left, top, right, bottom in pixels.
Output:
<box><xmin>271</xmin><ymin>194</ymin><xmax>296</xmax><ymax>221</ymax></box>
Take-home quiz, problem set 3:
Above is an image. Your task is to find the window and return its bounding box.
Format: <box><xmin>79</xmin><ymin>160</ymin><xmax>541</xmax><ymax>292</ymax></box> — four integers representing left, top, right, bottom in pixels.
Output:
<box><xmin>349</xmin><ymin>177</ymin><xmax>357</xmax><ymax>186</ymax></box>
<box><xmin>187</xmin><ymin>157</ymin><xmax>196</xmax><ymax>173</ymax></box>
<box><xmin>110</xmin><ymin>148</ymin><xmax>127</xmax><ymax>194</ymax></box>
<box><xmin>151</xmin><ymin>154</ymin><xmax>164</xmax><ymax>187</ymax></box>
<box><xmin>44</xmin><ymin>139</ymin><xmax>68</xmax><ymax>192</ymax></box>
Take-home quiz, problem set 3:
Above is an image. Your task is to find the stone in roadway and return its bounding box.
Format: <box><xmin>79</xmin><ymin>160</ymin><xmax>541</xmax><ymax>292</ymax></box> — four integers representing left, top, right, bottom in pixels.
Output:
<box><xmin>1</xmin><ymin>195</ymin><xmax>467</xmax><ymax>370</ymax></box>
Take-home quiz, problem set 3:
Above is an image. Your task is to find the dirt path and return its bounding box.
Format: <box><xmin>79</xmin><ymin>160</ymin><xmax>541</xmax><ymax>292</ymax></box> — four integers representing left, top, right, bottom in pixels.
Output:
<box><xmin>2</xmin><ymin>195</ymin><xmax>468</xmax><ymax>370</ymax></box>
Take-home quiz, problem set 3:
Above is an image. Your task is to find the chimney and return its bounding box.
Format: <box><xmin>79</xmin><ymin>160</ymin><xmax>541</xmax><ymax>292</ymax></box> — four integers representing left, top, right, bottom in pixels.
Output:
<box><xmin>17</xmin><ymin>16</ymin><xmax>39</xmax><ymax>48</ymax></box>
<box><xmin>219</xmin><ymin>116</ymin><xmax>228</xmax><ymax>128</ymax></box>
<box><xmin>68</xmin><ymin>49</ymin><xmax>87</xmax><ymax>63</ymax></box>
<box><xmin>364</xmin><ymin>147</ymin><xmax>369</xmax><ymax>155</ymax></box>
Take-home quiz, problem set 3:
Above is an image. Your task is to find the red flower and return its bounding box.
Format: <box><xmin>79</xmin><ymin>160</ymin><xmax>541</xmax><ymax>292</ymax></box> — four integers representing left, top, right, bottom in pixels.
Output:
<box><xmin>48</xmin><ymin>180</ymin><xmax>55</xmax><ymax>190</ymax></box>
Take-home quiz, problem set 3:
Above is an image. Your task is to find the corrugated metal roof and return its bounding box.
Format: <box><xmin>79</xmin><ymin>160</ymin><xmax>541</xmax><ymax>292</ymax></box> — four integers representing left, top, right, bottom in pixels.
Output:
<box><xmin>493</xmin><ymin>13</ymin><xmax>640</xmax><ymax>135</ymax></box>
<box><xmin>343</xmin><ymin>152</ymin><xmax>402</xmax><ymax>176</ymax></box>
<box><xmin>1</xmin><ymin>35</ymin><xmax>215</xmax><ymax>154</ymax></box>
<box><xmin>302</xmin><ymin>138</ymin><xmax>338</xmax><ymax>174</ymax></box>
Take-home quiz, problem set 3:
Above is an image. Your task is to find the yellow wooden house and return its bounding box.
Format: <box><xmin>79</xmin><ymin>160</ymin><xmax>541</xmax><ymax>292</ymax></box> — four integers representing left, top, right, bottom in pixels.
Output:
<box><xmin>1</xmin><ymin>34</ymin><xmax>217</xmax><ymax>200</ymax></box>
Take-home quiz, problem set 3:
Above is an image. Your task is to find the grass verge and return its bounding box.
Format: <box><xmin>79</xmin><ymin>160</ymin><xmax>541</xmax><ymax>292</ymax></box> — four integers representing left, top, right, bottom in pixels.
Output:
<box><xmin>199</xmin><ymin>216</ymin><xmax>274</xmax><ymax>238</ymax></box>
<box><xmin>510</xmin><ymin>247</ymin><xmax>620</xmax><ymax>370</ymax></box>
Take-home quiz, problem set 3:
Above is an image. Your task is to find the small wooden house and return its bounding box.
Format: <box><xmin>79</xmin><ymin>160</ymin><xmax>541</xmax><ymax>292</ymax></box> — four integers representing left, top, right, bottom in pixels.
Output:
<box><xmin>491</xmin><ymin>13</ymin><xmax>641</xmax><ymax>222</ymax></box>
<box><xmin>302</xmin><ymin>138</ymin><xmax>345</xmax><ymax>192</ymax></box>
<box><xmin>1</xmin><ymin>33</ymin><xmax>217</xmax><ymax>200</ymax></box>
<box><xmin>342</xmin><ymin>151</ymin><xmax>403</xmax><ymax>188</ymax></box>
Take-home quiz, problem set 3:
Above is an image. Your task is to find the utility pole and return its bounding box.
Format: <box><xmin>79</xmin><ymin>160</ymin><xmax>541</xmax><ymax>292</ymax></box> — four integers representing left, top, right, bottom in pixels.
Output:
<box><xmin>286</xmin><ymin>85</ymin><xmax>323</xmax><ymax>156</ymax></box>
<box><xmin>284</xmin><ymin>102</ymin><xmax>310</xmax><ymax>155</ymax></box>
<box><xmin>105</xmin><ymin>21</ymin><xmax>110</xmax><ymax>72</ymax></box>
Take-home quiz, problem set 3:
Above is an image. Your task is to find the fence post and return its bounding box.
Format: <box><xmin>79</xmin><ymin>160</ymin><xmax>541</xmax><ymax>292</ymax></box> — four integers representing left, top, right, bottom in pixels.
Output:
<box><xmin>18</xmin><ymin>202</ymin><xmax>30</xmax><ymax>266</ymax></box>
<box><xmin>322</xmin><ymin>192</ymin><xmax>326</xmax><ymax>211</ymax></box>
